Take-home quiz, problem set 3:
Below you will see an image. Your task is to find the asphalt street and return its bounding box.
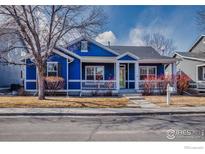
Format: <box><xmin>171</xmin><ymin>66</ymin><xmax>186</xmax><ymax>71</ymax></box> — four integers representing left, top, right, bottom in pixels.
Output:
<box><xmin>0</xmin><ymin>114</ymin><xmax>205</xmax><ymax>141</ymax></box>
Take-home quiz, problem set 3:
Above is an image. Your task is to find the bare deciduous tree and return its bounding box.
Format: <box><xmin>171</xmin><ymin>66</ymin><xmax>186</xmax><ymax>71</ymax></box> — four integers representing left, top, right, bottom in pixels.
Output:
<box><xmin>142</xmin><ymin>33</ymin><xmax>177</xmax><ymax>56</ymax></box>
<box><xmin>196</xmin><ymin>9</ymin><xmax>205</xmax><ymax>31</ymax></box>
<box><xmin>0</xmin><ymin>5</ymin><xmax>106</xmax><ymax>99</ymax></box>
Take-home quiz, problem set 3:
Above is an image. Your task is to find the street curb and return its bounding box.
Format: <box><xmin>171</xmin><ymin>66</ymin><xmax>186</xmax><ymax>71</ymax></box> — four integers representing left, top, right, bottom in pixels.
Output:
<box><xmin>1</xmin><ymin>111</ymin><xmax>205</xmax><ymax>116</ymax></box>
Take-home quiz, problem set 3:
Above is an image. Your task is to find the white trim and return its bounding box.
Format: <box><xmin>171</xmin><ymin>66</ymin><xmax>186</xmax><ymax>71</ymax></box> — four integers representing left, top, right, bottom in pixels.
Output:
<box><xmin>85</xmin><ymin>65</ymin><xmax>105</xmax><ymax>80</ymax></box>
<box><xmin>135</xmin><ymin>62</ymin><xmax>139</xmax><ymax>90</ymax></box>
<box><xmin>139</xmin><ymin>59</ymin><xmax>177</xmax><ymax>63</ymax></box>
<box><xmin>196</xmin><ymin>64</ymin><xmax>205</xmax><ymax>82</ymax></box>
<box><xmin>203</xmin><ymin>67</ymin><xmax>205</xmax><ymax>80</ymax></box>
<box><xmin>65</xmin><ymin>36</ymin><xmax>119</xmax><ymax>56</ymax></box>
<box><xmin>56</xmin><ymin>46</ymin><xmax>82</xmax><ymax>60</ymax></box>
<box><xmin>25</xmin><ymin>89</ymin><xmax>81</xmax><ymax>92</ymax></box>
<box><xmin>46</xmin><ymin>62</ymin><xmax>58</xmax><ymax>77</ymax></box>
<box><xmin>80</xmin><ymin>60</ymin><xmax>82</xmax><ymax>90</ymax></box>
<box><xmin>66</xmin><ymin>61</ymin><xmax>69</xmax><ymax>96</ymax></box>
<box><xmin>68</xmin><ymin>80</ymin><xmax>81</xmax><ymax>82</ymax></box>
<box><xmin>197</xmin><ymin>63</ymin><xmax>205</xmax><ymax>67</ymax></box>
<box><xmin>114</xmin><ymin>63</ymin><xmax>116</xmax><ymax>80</ymax></box>
<box><xmin>116</xmin><ymin>61</ymin><xmax>120</xmax><ymax>90</ymax></box>
<box><xmin>25</xmin><ymin>80</ymin><xmax>36</xmax><ymax>82</ymax></box>
<box><xmin>119</xmin><ymin>64</ymin><xmax>126</xmax><ymax>89</ymax></box>
<box><xmin>53</xmin><ymin>49</ymin><xmax>74</xmax><ymax>62</ymax></box>
<box><xmin>175</xmin><ymin>52</ymin><xmax>205</xmax><ymax>62</ymax></box>
<box><xmin>117</xmin><ymin>60</ymin><xmax>137</xmax><ymax>63</ymax></box>
<box><xmin>117</xmin><ymin>52</ymin><xmax>139</xmax><ymax>60</ymax></box>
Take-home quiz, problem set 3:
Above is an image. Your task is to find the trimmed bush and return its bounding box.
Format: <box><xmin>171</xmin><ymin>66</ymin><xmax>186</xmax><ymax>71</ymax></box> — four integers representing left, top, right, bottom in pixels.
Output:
<box><xmin>45</xmin><ymin>77</ymin><xmax>65</xmax><ymax>95</ymax></box>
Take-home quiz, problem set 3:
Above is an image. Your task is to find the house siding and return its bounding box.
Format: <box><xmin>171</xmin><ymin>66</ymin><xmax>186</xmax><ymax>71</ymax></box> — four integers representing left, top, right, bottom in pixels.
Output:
<box><xmin>190</xmin><ymin>37</ymin><xmax>205</xmax><ymax>53</ymax></box>
<box><xmin>68</xmin><ymin>57</ymin><xmax>81</xmax><ymax>89</ymax></box>
<box><xmin>68</xmin><ymin>40</ymin><xmax>117</xmax><ymax>57</ymax></box>
<box><xmin>25</xmin><ymin>59</ymin><xmax>36</xmax><ymax>90</ymax></box>
<box><xmin>26</xmin><ymin>53</ymin><xmax>68</xmax><ymax>90</ymax></box>
<box><xmin>174</xmin><ymin>55</ymin><xmax>204</xmax><ymax>81</ymax></box>
<box><xmin>0</xmin><ymin>31</ymin><xmax>25</xmax><ymax>88</ymax></box>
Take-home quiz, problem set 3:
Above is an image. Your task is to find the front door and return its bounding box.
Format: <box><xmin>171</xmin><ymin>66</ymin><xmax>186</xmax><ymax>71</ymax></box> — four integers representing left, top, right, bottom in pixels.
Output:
<box><xmin>120</xmin><ymin>65</ymin><xmax>126</xmax><ymax>88</ymax></box>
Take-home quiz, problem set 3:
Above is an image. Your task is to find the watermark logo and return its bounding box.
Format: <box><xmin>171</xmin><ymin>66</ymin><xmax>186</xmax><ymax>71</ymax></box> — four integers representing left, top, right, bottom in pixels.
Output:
<box><xmin>166</xmin><ymin>129</ymin><xmax>176</xmax><ymax>140</ymax></box>
<box><xmin>166</xmin><ymin>128</ymin><xmax>205</xmax><ymax>140</ymax></box>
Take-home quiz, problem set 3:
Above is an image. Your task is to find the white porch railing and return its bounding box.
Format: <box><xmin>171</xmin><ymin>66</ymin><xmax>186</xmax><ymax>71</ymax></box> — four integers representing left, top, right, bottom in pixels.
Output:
<box><xmin>189</xmin><ymin>81</ymin><xmax>205</xmax><ymax>89</ymax></box>
<box><xmin>81</xmin><ymin>80</ymin><xmax>116</xmax><ymax>90</ymax></box>
<box><xmin>197</xmin><ymin>81</ymin><xmax>205</xmax><ymax>89</ymax></box>
<box><xmin>138</xmin><ymin>80</ymin><xmax>174</xmax><ymax>90</ymax></box>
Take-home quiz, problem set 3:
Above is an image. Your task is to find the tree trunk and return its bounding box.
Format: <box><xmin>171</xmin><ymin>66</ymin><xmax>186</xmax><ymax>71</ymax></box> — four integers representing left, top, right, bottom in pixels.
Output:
<box><xmin>37</xmin><ymin>67</ymin><xmax>45</xmax><ymax>100</ymax></box>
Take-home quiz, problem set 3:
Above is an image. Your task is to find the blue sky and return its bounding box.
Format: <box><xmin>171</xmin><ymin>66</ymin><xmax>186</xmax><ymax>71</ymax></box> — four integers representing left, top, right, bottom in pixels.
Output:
<box><xmin>95</xmin><ymin>6</ymin><xmax>205</xmax><ymax>52</ymax></box>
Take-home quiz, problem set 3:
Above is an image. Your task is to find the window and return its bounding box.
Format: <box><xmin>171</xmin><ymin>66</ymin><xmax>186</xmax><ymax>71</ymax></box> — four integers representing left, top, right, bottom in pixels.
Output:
<box><xmin>85</xmin><ymin>66</ymin><xmax>104</xmax><ymax>80</ymax></box>
<box><xmin>47</xmin><ymin>62</ymin><xmax>58</xmax><ymax>77</ymax></box>
<box><xmin>140</xmin><ymin>66</ymin><xmax>157</xmax><ymax>80</ymax></box>
<box><xmin>81</xmin><ymin>41</ymin><xmax>88</xmax><ymax>52</ymax></box>
<box><xmin>203</xmin><ymin>67</ymin><xmax>205</xmax><ymax>80</ymax></box>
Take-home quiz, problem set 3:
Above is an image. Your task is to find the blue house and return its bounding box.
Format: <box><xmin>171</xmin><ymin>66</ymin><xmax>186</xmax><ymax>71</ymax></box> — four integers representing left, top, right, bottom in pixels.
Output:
<box><xmin>24</xmin><ymin>36</ymin><xmax>177</xmax><ymax>95</ymax></box>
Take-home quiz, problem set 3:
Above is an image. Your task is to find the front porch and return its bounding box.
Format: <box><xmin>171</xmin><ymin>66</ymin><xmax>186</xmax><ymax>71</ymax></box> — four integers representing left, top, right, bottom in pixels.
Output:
<box><xmin>77</xmin><ymin>59</ymin><xmax>177</xmax><ymax>93</ymax></box>
<box><xmin>80</xmin><ymin>61</ymin><xmax>139</xmax><ymax>91</ymax></box>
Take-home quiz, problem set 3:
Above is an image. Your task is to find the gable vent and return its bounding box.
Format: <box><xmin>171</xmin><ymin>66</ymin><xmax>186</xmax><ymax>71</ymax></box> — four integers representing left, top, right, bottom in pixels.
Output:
<box><xmin>81</xmin><ymin>41</ymin><xmax>88</xmax><ymax>52</ymax></box>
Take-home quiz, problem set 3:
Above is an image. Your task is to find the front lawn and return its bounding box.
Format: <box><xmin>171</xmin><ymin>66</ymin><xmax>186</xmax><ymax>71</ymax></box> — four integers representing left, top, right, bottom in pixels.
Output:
<box><xmin>0</xmin><ymin>96</ymin><xmax>128</xmax><ymax>108</ymax></box>
<box><xmin>145</xmin><ymin>95</ymin><xmax>205</xmax><ymax>107</ymax></box>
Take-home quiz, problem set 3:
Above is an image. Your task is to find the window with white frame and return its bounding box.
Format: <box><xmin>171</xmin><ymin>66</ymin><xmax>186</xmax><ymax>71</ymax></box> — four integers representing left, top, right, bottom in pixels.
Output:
<box><xmin>85</xmin><ymin>66</ymin><xmax>104</xmax><ymax>80</ymax></box>
<box><xmin>203</xmin><ymin>67</ymin><xmax>205</xmax><ymax>80</ymax></box>
<box><xmin>81</xmin><ymin>41</ymin><xmax>88</xmax><ymax>52</ymax></box>
<box><xmin>140</xmin><ymin>66</ymin><xmax>157</xmax><ymax>80</ymax></box>
<box><xmin>47</xmin><ymin>62</ymin><xmax>58</xmax><ymax>77</ymax></box>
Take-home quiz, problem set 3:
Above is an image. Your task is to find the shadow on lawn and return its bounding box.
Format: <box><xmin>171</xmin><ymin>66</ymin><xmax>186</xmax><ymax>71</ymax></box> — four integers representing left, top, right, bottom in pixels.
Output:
<box><xmin>44</xmin><ymin>98</ymin><xmax>126</xmax><ymax>108</ymax></box>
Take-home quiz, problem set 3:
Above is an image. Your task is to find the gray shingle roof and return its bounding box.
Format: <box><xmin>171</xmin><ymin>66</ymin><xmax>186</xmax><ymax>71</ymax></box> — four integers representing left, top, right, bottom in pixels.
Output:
<box><xmin>176</xmin><ymin>52</ymin><xmax>205</xmax><ymax>59</ymax></box>
<box><xmin>108</xmin><ymin>46</ymin><xmax>173</xmax><ymax>59</ymax></box>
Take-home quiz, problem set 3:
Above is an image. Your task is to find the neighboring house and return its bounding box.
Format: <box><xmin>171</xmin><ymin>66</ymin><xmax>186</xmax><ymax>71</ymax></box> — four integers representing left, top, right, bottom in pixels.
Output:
<box><xmin>24</xmin><ymin>36</ymin><xmax>177</xmax><ymax>95</ymax></box>
<box><xmin>166</xmin><ymin>35</ymin><xmax>205</xmax><ymax>91</ymax></box>
<box><xmin>0</xmin><ymin>29</ymin><xmax>25</xmax><ymax>89</ymax></box>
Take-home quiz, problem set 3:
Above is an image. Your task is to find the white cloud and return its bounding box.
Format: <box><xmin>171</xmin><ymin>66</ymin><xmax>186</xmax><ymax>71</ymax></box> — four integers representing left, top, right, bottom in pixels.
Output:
<box><xmin>95</xmin><ymin>31</ymin><xmax>117</xmax><ymax>45</ymax></box>
<box><xmin>128</xmin><ymin>27</ymin><xmax>146</xmax><ymax>46</ymax></box>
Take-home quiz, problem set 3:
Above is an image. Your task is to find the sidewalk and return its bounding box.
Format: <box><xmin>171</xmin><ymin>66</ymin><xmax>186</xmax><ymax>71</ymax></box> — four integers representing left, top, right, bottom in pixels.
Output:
<box><xmin>0</xmin><ymin>107</ymin><xmax>205</xmax><ymax>116</ymax></box>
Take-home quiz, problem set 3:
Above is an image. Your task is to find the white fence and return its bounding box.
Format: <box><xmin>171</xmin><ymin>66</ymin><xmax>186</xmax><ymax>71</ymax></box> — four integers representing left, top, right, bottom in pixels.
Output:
<box><xmin>81</xmin><ymin>80</ymin><xmax>116</xmax><ymax>90</ymax></box>
<box><xmin>138</xmin><ymin>80</ymin><xmax>173</xmax><ymax>90</ymax></box>
<box><xmin>189</xmin><ymin>81</ymin><xmax>205</xmax><ymax>89</ymax></box>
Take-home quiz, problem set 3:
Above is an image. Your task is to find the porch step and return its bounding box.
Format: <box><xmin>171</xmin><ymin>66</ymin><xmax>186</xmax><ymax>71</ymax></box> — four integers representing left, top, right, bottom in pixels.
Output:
<box><xmin>128</xmin><ymin>97</ymin><xmax>145</xmax><ymax>100</ymax></box>
<box><xmin>122</xmin><ymin>93</ymin><xmax>142</xmax><ymax>97</ymax></box>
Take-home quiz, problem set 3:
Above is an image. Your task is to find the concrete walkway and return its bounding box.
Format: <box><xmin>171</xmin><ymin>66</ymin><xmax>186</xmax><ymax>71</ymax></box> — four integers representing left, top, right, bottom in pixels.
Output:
<box><xmin>124</xmin><ymin>94</ymin><xmax>159</xmax><ymax>108</ymax></box>
<box><xmin>0</xmin><ymin>107</ymin><xmax>205</xmax><ymax>116</ymax></box>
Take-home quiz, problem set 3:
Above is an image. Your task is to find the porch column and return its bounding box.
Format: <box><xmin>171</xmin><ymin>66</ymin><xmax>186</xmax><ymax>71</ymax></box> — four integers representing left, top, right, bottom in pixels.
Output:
<box><xmin>172</xmin><ymin>62</ymin><xmax>177</xmax><ymax>90</ymax></box>
<box><xmin>116</xmin><ymin>61</ymin><xmax>120</xmax><ymax>90</ymax></box>
<box><xmin>135</xmin><ymin>62</ymin><xmax>139</xmax><ymax>90</ymax></box>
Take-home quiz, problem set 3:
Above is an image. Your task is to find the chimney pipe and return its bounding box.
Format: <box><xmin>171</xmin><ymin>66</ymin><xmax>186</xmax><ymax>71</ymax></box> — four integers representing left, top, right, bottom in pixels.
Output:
<box><xmin>108</xmin><ymin>41</ymin><xmax>110</xmax><ymax>47</ymax></box>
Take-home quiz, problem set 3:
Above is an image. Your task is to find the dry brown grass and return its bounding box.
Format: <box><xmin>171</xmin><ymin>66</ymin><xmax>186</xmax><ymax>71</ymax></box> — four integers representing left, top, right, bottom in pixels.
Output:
<box><xmin>0</xmin><ymin>96</ymin><xmax>128</xmax><ymax>108</ymax></box>
<box><xmin>145</xmin><ymin>95</ymin><xmax>205</xmax><ymax>107</ymax></box>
